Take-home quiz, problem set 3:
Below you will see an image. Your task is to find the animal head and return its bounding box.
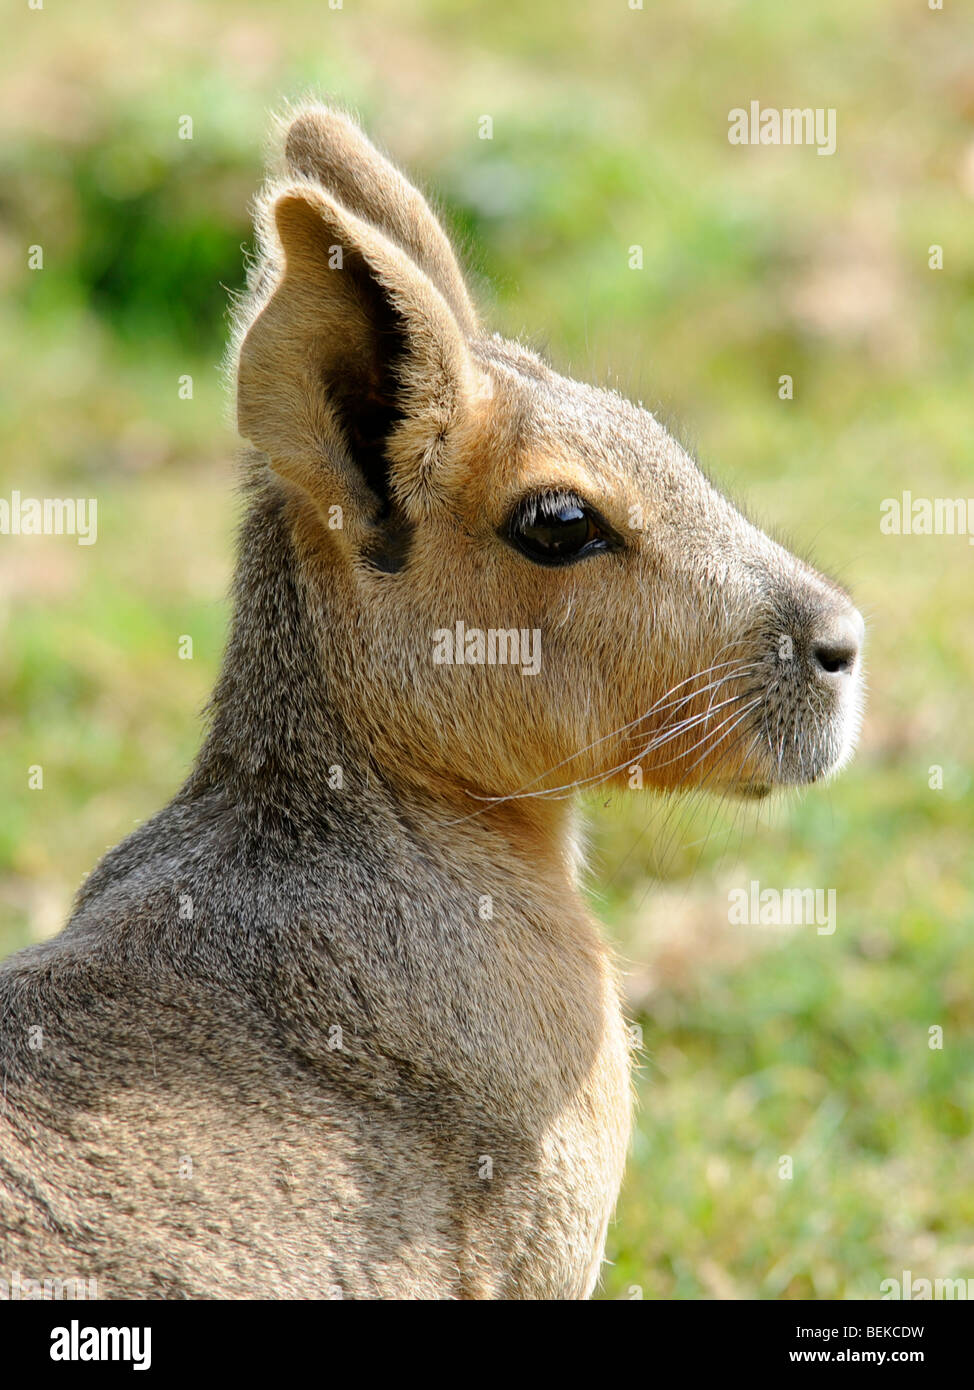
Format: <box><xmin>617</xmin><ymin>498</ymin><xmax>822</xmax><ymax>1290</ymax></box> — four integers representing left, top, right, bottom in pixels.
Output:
<box><xmin>232</xmin><ymin>104</ymin><xmax>864</xmax><ymax>813</ymax></box>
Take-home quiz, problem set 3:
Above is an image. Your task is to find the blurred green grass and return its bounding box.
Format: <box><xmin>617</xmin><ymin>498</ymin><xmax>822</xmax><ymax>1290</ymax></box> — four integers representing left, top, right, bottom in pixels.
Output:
<box><xmin>2</xmin><ymin>0</ymin><xmax>972</xmax><ymax>1298</ymax></box>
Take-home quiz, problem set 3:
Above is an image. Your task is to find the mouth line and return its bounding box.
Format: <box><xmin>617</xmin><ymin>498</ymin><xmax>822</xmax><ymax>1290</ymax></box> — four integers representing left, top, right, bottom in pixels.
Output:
<box><xmin>735</xmin><ymin>780</ymin><xmax>772</xmax><ymax>799</ymax></box>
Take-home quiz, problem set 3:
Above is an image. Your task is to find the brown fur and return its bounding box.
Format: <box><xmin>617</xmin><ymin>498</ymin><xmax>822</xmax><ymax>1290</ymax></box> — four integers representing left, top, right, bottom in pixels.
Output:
<box><xmin>0</xmin><ymin>105</ymin><xmax>863</xmax><ymax>1299</ymax></box>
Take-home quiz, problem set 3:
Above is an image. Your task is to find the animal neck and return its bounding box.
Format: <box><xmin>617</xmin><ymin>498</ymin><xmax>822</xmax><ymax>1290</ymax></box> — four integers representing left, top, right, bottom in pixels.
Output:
<box><xmin>188</xmin><ymin>478</ymin><xmax>582</xmax><ymax>894</ymax></box>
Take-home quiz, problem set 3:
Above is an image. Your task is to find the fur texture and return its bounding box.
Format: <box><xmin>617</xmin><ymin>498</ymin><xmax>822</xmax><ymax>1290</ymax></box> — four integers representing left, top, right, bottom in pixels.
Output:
<box><xmin>0</xmin><ymin>105</ymin><xmax>863</xmax><ymax>1299</ymax></box>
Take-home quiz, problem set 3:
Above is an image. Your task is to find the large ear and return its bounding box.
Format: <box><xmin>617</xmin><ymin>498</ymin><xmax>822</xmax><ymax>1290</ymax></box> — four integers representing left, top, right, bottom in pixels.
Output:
<box><xmin>236</xmin><ymin>181</ymin><xmax>482</xmax><ymax>540</ymax></box>
<box><xmin>283</xmin><ymin>104</ymin><xmax>478</xmax><ymax>337</ymax></box>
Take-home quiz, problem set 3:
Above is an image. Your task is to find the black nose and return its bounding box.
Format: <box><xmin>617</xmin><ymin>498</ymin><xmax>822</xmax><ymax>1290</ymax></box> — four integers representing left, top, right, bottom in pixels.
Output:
<box><xmin>809</xmin><ymin>610</ymin><xmax>864</xmax><ymax>678</ymax></box>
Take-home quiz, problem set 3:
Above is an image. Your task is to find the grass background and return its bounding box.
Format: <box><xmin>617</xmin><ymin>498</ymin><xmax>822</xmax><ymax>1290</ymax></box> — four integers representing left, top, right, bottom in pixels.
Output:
<box><xmin>2</xmin><ymin>0</ymin><xmax>972</xmax><ymax>1298</ymax></box>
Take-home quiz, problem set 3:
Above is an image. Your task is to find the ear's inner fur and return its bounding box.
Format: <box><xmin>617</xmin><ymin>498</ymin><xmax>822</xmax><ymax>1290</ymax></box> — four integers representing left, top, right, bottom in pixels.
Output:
<box><xmin>322</xmin><ymin>245</ymin><xmax>413</xmax><ymax>563</ymax></box>
<box><xmin>237</xmin><ymin>186</ymin><xmax>474</xmax><ymax>563</ymax></box>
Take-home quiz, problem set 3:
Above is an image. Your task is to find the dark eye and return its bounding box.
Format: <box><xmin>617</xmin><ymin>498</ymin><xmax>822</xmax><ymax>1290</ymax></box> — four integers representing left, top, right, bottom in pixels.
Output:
<box><xmin>508</xmin><ymin>493</ymin><xmax>613</xmax><ymax>566</ymax></box>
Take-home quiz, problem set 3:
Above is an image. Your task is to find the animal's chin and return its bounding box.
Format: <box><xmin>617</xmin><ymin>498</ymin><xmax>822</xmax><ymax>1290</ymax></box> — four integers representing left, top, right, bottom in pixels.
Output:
<box><xmin>729</xmin><ymin>780</ymin><xmax>773</xmax><ymax>800</ymax></box>
<box><xmin>702</xmin><ymin>770</ymin><xmax>772</xmax><ymax>799</ymax></box>
<box><xmin>711</xmin><ymin>739</ymin><xmax>844</xmax><ymax>806</ymax></box>
<box><xmin>737</xmin><ymin>738</ymin><xmax>856</xmax><ymax>794</ymax></box>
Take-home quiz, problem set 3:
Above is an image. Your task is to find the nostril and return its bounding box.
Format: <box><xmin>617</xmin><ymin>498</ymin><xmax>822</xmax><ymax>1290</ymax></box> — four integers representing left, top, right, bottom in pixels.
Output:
<box><xmin>809</xmin><ymin>608</ymin><xmax>863</xmax><ymax>678</ymax></box>
<box><xmin>812</xmin><ymin>640</ymin><xmax>857</xmax><ymax>676</ymax></box>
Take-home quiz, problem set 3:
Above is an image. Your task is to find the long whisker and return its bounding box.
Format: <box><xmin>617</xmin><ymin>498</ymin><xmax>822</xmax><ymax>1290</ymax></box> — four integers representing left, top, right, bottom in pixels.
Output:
<box><xmin>628</xmin><ymin>726</ymin><xmax>758</xmax><ymax>915</ymax></box>
<box><xmin>616</xmin><ymin>715</ymin><xmax>763</xmax><ymax>898</ymax></box>
<box><xmin>480</xmin><ymin>692</ymin><xmax>760</xmax><ymax>804</ymax></box>
<box><xmin>606</xmin><ymin>733</ymin><xmax>745</xmax><ymax>895</ymax></box>
<box><xmin>449</xmin><ymin>660</ymin><xmax>761</xmax><ymax>821</ymax></box>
